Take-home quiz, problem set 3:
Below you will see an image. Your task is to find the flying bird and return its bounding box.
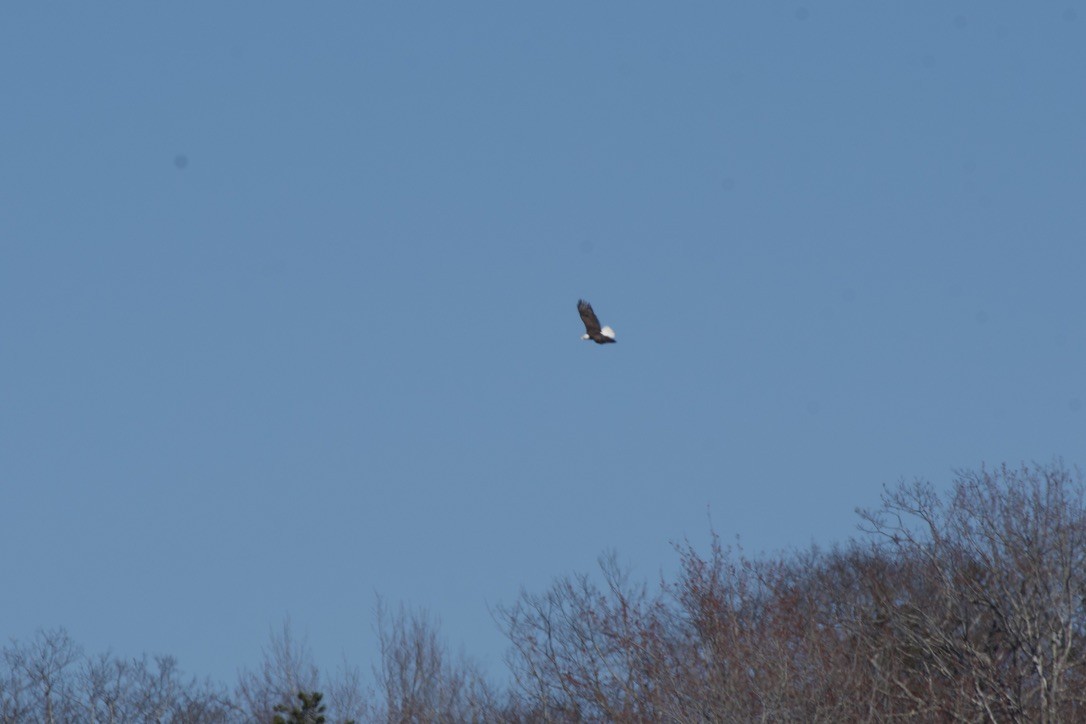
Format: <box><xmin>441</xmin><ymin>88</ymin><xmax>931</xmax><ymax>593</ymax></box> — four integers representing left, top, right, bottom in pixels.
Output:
<box><xmin>577</xmin><ymin>299</ymin><xmax>616</xmax><ymax>344</ymax></box>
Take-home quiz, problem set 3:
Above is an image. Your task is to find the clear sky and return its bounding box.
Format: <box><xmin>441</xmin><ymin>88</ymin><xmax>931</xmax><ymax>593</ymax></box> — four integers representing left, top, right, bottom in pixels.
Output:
<box><xmin>2</xmin><ymin>3</ymin><xmax>1084</xmax><ymax>686</ymax></box>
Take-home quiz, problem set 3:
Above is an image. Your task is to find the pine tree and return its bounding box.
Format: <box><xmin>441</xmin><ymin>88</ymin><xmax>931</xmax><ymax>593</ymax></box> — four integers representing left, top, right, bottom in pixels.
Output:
<box><xmin>271</xmin><ymin>691</ymin><xmax>347</xmax><ymax>724</ymax></box>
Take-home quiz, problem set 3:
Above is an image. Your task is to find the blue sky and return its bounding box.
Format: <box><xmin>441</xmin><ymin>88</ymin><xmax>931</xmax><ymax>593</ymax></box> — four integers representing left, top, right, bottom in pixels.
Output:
<box><xmin>2</xmin><ymin>3</ymin><xmax>1084</xmax><ymax>685</ymax></box>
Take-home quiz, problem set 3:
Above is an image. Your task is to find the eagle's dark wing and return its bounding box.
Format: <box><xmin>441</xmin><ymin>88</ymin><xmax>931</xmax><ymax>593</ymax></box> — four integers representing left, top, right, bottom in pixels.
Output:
<box><xmin>578</xmin><ymin>299</ymin><xmax>603</xmax><ymax>336</ymax></box>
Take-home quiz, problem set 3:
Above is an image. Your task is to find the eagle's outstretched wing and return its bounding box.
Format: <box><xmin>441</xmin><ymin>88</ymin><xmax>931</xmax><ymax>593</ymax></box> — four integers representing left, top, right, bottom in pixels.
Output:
<box><xmin>578</xmin><ymin>299</ymin><xmax>603</xmax><ymax>337</ymax></box>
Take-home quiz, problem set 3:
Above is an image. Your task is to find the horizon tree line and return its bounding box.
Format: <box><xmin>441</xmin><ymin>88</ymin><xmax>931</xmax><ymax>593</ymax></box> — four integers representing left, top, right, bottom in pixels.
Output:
<box><xmin>3</xmin><ymin>461</ymin><xmax>1084</xmax><ymax>722</ymax></box>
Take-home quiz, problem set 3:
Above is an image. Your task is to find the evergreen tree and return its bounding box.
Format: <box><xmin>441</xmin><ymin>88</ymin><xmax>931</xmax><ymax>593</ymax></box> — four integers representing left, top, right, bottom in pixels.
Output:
<box><xmin>272</xmin><ymin>691</ymin><xmax>346</xmax><ymax>724</ymax></box>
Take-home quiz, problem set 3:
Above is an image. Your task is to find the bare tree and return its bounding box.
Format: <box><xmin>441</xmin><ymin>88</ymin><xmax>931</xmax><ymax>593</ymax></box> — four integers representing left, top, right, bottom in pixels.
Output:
<box><xmin>323</xmin><ymin>659</ymin><xmax>372</xmax><ymax>724</ymax></box>
<box><xmin>1</xmin><ymin>628</ymin><xmax>81</xmax><ymax>724</ymax></box>
<box><xmin>0</xmin><ymin>629</ymin><xmax>231</xmax><ymax>724</ymax></box>
<box><xmin>497</xmin><ymin>553</ymin><xmax>667</xmax><ymax>722</ymax></box>
<box><xmin>372</xmin><ymin>597</ymin><xmax>498</xmax><ymax>723</ymax></box>
<box><xmin>7</xmin><ymin>461</ymin><xmax>1085</xmax><ymax>722</ymax></box>
<box><xmin>656</xmin><ymin>535</ymin><xmax>886</xmax><ymax>722</ymax></box>
<box><xmin>81</xmin><ymin>653</ymin><xmax>233</xmax><ymax>723</ymax></box>
<box><xmin>857</xmin><ymin>462</ymin><xmax>1086</xmax><ymax>722</ymax></box>
<box><xmin>235</xmin><ymin>620</ymin><xmax>322</xmax><ymax>722</ymax></box>
<box><xmin>497</xmin><ymin>462</ymin><xmax>1086</xmax><ymax>723</ymax></box>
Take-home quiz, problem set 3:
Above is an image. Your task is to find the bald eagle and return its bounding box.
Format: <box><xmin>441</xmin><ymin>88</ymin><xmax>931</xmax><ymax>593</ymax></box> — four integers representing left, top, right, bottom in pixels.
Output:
<box><xmin>577</xmin><ymin>299</ymin><xmax>616</xmax><ymax>344</ymax></box>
